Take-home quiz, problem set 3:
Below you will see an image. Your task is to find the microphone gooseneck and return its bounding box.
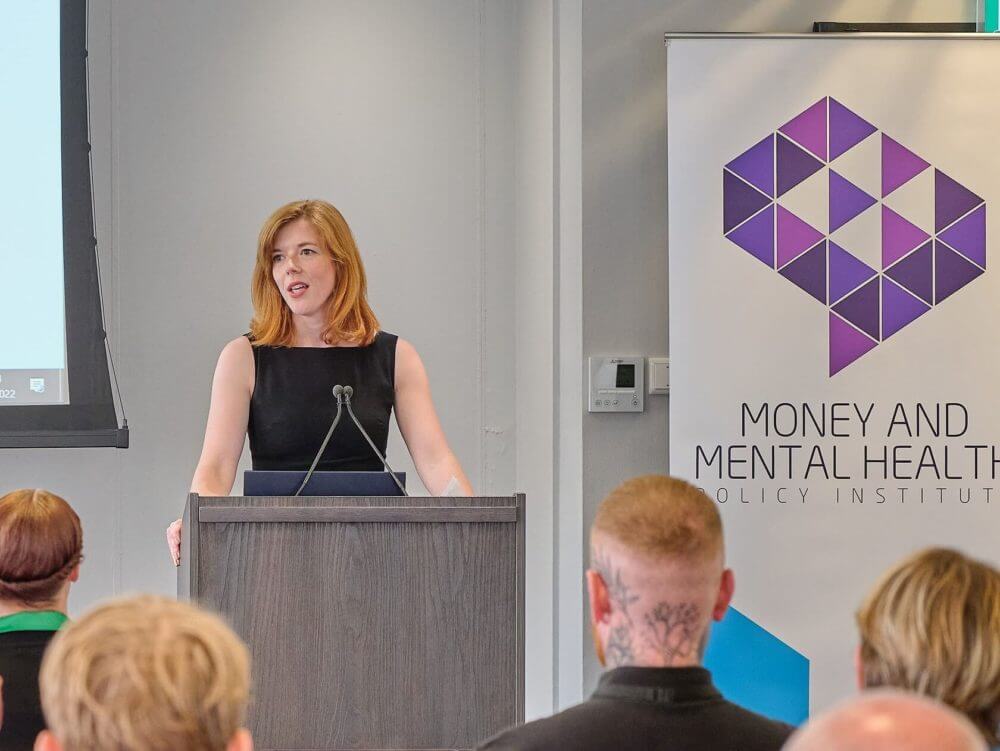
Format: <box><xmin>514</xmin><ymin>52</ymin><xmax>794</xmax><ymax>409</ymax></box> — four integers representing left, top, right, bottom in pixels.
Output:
<box><xmin>293</xmin><ymin>386</ymin><xmax>345</xmax><ymax>496</ymax></box>
<box><xmin>342</xmin><ymin>387</ymin><xmax>409</xmax><ymax>497</ymax></box>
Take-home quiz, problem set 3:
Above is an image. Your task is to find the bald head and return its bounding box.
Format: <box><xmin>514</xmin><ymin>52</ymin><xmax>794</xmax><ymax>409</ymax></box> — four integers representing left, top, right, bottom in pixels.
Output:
<box><xmin>786</xmin><ymin>691</ymin><xmax>988</xmax><ymax>751</ymax></box>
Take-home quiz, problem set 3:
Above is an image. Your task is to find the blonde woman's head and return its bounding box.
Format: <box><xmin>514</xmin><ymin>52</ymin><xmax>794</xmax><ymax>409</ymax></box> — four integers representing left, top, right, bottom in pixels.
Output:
<box><xmin>856</xmin><ymin>547</ymin><xmax>1000</xmax><ymax>746</ymax></box>
<box><xmin>37</xmin><ymin>595</ymin><xmax>252</xmax><ymax>751</ymax></box>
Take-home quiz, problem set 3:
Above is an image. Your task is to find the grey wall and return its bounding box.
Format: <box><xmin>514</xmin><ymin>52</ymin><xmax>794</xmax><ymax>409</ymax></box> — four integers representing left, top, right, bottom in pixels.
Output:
<box><xmin>580</xmin><ymin>0</ymin><xmax>978</xmax><ymax>696</ymax></box>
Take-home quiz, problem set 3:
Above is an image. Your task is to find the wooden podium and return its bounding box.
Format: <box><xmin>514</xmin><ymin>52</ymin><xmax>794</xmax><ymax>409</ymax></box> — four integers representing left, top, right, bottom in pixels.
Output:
<box><xmin>179</xmin><ymin>493</ymin><xmax>525</xmax><ymax>751</ymax></box>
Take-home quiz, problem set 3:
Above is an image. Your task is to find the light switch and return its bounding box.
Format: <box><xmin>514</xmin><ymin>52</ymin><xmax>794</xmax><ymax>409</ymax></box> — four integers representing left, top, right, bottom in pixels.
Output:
<box><xmin>648</xmin><ymin>357</ymin><xmax>669</xmax><ymax>394</ymax></box>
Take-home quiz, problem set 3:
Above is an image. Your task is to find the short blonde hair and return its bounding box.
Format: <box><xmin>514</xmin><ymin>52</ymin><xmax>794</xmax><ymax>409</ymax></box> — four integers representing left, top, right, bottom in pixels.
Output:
<box><xmin>592</xmin><ymin>475</ymin><xmax>723</xmax><ymax>562</ymax></box>
<box><xmin>249</xmin><ymin>199</ymin><xmax>380</xmax><ymax>346</ymax></box>
<box><xmin>856</xmin><ymin>547</ymin><xmax>1000</xmax><ymax>746</ymax></box>
<box><xmin>40</xmin><ymin>595</ymin><xmax>251</xmax><ymax>751</ymax></box>
<box><xmin>0</xmin><ymin>488</ymin><xmax>82</xmax><ymax>606</ymax></box>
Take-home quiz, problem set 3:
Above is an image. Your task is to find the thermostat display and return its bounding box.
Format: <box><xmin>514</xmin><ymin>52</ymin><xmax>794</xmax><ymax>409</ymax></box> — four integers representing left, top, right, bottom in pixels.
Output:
<box><xmin>588</xmin><ymin>357</ymin><xmax>644</xmax><ymax>413</ymax></box>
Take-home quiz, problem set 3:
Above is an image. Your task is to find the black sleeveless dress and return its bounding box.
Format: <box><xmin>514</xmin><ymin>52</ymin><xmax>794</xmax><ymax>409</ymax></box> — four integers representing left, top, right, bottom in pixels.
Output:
<box><xmin>247</xmin><ymin>331</ymin><xmax>397</xmax><ymax>471</ymax></box>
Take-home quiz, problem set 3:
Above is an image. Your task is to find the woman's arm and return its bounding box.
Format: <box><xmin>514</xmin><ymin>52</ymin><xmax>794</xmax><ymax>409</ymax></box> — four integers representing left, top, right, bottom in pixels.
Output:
<box><xmin>393</xmin><ymin>338</ymin><xmax>473</xmax><ymax>496</ymax></box>
<box><xmin>166</xmin><ymin>337</ymin><xmax>254</xmax><ymax>563</ymax></box>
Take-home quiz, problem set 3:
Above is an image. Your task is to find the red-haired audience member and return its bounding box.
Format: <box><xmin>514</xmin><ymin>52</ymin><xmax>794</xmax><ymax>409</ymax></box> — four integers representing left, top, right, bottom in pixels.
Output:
<box><xmin>0</xmin><ymin>489</ymin><xmax>82</xmax><ymax>751</ymax></box>
<box><xmin>855</xmin><ymin>548</ymin><xmax>1000</xmax><ymax>748</ymax></box>
<box><xmin>478</xmin><ymin>475</ymin><xmax>793</xmax><ymax>751</ymax></box>
<box><xmin>36</xmin><ymin>595</ymin><xmax>252</xmax><ymax>751</ymax></box>
<box><xmin>784</xmin><ymin>690</ymin><xmax>987</xmax><ymax>751</ymax></box>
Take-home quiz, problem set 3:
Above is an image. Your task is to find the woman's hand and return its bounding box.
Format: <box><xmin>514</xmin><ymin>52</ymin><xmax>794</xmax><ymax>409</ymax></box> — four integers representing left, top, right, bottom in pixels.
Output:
<box><xmin>166</xmin><ymin>518</ymin><xmax>183</xmax><ymax>566</ymax></box>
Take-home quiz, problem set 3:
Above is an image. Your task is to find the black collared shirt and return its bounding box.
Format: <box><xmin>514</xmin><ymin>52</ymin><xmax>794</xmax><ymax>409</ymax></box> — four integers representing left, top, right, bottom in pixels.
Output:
<box><xmin>477</xmin><ymin>667</ymin><xmax>794</xmax><ymax>751</ymax></box>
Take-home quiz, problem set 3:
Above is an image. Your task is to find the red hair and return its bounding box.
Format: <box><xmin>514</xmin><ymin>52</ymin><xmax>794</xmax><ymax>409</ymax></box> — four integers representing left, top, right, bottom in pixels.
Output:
<box><xmin>249</xmin><ymin>199</ymin><xmax>380</xmax><ymax>346</ymax></box>
<box><xmin>0</xmin><ymin>488</ymin><xmax>83</xmax><ymax>606</ymax></box>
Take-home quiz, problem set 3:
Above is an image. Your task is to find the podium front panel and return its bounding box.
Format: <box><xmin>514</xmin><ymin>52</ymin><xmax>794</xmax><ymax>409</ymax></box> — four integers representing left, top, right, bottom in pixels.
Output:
<box><xmin>181</xmin><ymin>494</ymin><xmax>524</xmax><ymax>751</ymax></box>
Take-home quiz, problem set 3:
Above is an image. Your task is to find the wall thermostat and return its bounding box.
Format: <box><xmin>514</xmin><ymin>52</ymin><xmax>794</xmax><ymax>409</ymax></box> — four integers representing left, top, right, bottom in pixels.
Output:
<box><xmin>588</xmin><ymin>356</ymin><xmax>644</xmax><ymax>413</ymax></box>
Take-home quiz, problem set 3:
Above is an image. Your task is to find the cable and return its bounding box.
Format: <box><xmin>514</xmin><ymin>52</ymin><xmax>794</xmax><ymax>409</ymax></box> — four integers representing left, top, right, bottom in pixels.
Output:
<box><xmin>85</xmin><ymin>0</ymin><xmax>128</xmax><ymax>429</ymax></box>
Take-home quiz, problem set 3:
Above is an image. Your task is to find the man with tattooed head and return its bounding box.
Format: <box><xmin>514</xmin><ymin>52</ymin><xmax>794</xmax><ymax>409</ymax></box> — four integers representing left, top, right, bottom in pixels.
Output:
<box><xmin>478</xmin><ymin>475</ymin><xmax>793</xmax><ymax>750</ymax></box>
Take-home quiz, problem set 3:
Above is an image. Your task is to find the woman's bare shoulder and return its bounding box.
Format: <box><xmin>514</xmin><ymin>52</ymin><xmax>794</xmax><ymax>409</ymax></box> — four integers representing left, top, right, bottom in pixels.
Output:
<box><xmin>214</xmin><ymin>336</ymin><xmax>255</xmax><ymax>390</ymax></box>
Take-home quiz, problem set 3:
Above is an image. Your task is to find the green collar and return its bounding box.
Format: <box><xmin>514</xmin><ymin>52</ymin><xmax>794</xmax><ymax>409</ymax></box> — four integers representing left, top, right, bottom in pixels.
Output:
<box><xmin>0</xmin><ymin>610</ymin><xmax>69</xmax><ymax>634</ymax></box>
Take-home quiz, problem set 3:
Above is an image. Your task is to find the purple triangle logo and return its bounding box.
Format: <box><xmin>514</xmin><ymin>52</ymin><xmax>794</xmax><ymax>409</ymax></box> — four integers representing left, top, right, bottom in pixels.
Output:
<box><xmin>882</xmin><ymin>276</ymin><xmax>929</xmax><ymax>339</ymax></box>
<box><xmin>777</xmin><ymin>205</ymin><xmax>824</xmax><ymax>267</ymax></box>
<box><xmin>829</xmin><ymin>98</ymin><xmax>877</xmax><ymax>161</ymax></box>
<box><xmin>829</xmin><ymin>312</ymin><xmax>878</xmax><ymax>376</ymax></box>
<box><xmin>829</xmin><ymin>171</ymin><xmax>876</xmax><ymax>232</ymax></box>
<box><xmin>885</xmin><ymin>241</ymin><xmax>933</xmax><ymax>305</ymax></box>
<box><xmin>723</xmin><ymin>98</ymin><xmax>987</xmax><ymax>376</ymax></box>
<box><xmin>936</xmin><ymin>170</ymin><xmax>984</xmax><ymax>233</ymax></box>
<box><xmin>882</xmin><ymin>134</ymin><xmax>929</xmax><ymax>197</ymax></box>
<box><xmin>726</xmin><ymin>135</ymin><xmax>774</xmax><ymax>198</ymax></box>
<box><xmin>780</xmin><ymin>241</ymin><xmax>826</xmax><ymax>304</ymax></box>
<box><xmin>832</xmin><ymin>277</ymin><xmax>880</xmax><ymax>341</ymax></box>
<box><xmin>882</xmin><ymin>205</ymin><xmax>930</xmax><ymax>269</ymax></box>
<box><xmin>776</xmin><ymin>134</ymin><xmax>824</xmax><ymax>197</ymax></box>
<box><xmin>779</xmin><ymin>98</ymin><xmax>827</xmax><ymax>162</ymax></box>
<box><xmin>727</xmin><ymin>204</ymin><xmax>774</xmax><ymax>268</ymax></box>
<box><xmin>935</xmin><ymin>240</ymin><xmax>984</xmax><ymax>304</ymax></box>
<box><xmin>938</xmin><ymin>204</ymin><xmax>986</xmax><ymax>268</ymax></box>
<box><xmin>829</xmin><ymin>242</ymin><xmax>876</xmax><ymax>303</ymax></box>
<box><xmin>724</xmin><ymin>170</ymin><xmax>771</xmax><ymax>234</ymax></box>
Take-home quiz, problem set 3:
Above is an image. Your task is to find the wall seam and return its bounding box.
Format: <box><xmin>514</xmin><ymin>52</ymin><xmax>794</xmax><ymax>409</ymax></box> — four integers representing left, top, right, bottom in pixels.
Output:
<box><xmin>476</xmin><ymin>0</ymin><xmax>486</xmax><ymax>492</ymax></box>
<box><xmin>550</xmin><ymin>0</ymin><xmax>562</xmax><ymax>711</ymax></box>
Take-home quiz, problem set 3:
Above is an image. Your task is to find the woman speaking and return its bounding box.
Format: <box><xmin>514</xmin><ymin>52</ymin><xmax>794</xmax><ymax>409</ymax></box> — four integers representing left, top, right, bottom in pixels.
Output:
<box><xmin>166</xmin><ymin>199</ymin><xmax>472</xmax><ymax>563</ymax></box>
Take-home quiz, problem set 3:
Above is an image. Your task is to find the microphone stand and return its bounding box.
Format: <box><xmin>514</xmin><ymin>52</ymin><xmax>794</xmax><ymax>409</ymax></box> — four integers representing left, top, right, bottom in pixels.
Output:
<box><xmin>293</xmin><ymin>385</ymin><xmax>345</xmax><ymax>497</ymax></box>
<box><xmin>342</xmin><ymin>386</ymin><xmax>409</xmax><ymax>497</ymax></box>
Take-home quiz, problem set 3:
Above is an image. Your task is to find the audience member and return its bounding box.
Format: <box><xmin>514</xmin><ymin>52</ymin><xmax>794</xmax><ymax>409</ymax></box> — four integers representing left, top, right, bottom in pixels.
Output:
<box><xmin>855</xmin><ymin>547</ymin><xmax>1000</xmax><ymax>747</ymax></box>
<box><xmin>478</xmin><ymin>475</ymin><xmax>793</xmax><ymax>750</ymax></box>
<box><xmin>0</xmin><ymin>489</ymin><xmax>82</xmax><ymax>751</ymax></box>
<box><xmin>36</xmin><ymin>594</ymin><xmax>252</xmax><ymax>751</ymax></box>
<box><xmin>784</xmin><ymin>689</ymin><xmax>987</xmax><ymax>751</ymax></box>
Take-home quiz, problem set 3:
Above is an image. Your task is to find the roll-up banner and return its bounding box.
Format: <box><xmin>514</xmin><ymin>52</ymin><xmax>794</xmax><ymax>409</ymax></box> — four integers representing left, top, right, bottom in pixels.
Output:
<box><xmin>667</xmin><ymin>34</ymin><xmax>1000</xmax><ymax>716</ymax></box>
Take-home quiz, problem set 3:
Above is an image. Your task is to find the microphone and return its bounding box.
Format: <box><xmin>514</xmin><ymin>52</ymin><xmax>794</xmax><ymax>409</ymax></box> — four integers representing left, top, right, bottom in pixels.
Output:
<box><xmin>342</xmin><ymin>385</ymin><xmax>409</xmax><ymax>497</ymax></box>
<box><xmin>293</xmin><ymin>385</ymin><xmax>345</xmax><ymax>496</ymax></box>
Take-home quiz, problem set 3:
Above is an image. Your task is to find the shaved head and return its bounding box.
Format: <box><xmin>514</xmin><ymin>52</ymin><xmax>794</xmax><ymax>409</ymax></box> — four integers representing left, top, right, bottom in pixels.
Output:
<box><xmin>587</xmin><ymin>476</ymin><xmax>733</xmax><ymax>669</ymax></box>
<box><xmin>786</xmin><ymin>690</ymin><xmax>988</xmax><ymax>751</ymax></box>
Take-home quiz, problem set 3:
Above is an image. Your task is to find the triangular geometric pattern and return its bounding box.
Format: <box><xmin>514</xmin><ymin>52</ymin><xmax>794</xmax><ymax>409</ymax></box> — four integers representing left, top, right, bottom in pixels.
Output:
<box><xmin>935</xmin><ymin>240</ymin><xmax>984</xmax><ymax>304</ymax></box>
<box><xmin>885</xmin><ymin>240</ymin><xmax>933</xmax><ymax>305</ymax></box>
<box><xmin>779</xmin><ymin>98</ymin><xmax>827</xmax><ymax>162</ymax></box>
<box><xmin>832</xmin><ymin>276</ymin><xmax>880</xmax><ymax>341</ymax></box>
<box><xmin>727</xmin><ymin>204</ymin><xmax>775</xmax><ymax>268</ymax></box>
<box><xmin>777</xmin><ymin>205</ymin><xmax>824</xmax><ymax>268</ymax></box>
<box><xmin>777</xmin><ymin>134</ymin><xmax>824</xmax><ymax>197</ymax></box>
<box><xmin>724</xmin><ymin>169</ymin><xmax>771</xmax><ymax>233</ymax></box>
<box><xmin>829</xmin><ymin>241</ymin><xmax>876</xmax><ymax>304</ymax></box>
<box><xmin>831</xmin><ymin>201</ymin><xmax>881</xmax><ymax>272</ymax></box>
<box><xmin>829</xmin><ymin>98</ymin><xmax>877</xmax><ymax>161</ymax></box>
<box><xmin>829</xmin><ymin>170</ymin><xmax>876</xmax><ymax>233</ymax></box>
<box><xmin>829</xmin><ymin>128</ymin><xmax>880</xmax><ymax>199</ymax></box>
<box><xmin>782</xmin><ymin>166</ymin><xmax>829</xmax><ymax>235</ymax></box>
<box><xmin>779</xmin><ymin>240</ymin><xmax>827</xmax><ymax>303</ymax></box>
<box><xmin>882</xmin><ymin>166</ymin><xmax>934</xmax><ymax>236</ymax></box>
<box><xmin>882</xmin><ymin>205</ymin><xmax>930</xmax><ymax>269</ymax></box>
<box><xmin>938</xmin><ymin>204</ymin><xmax>986</xmax><ymax>269</ymax></box>
<box><xmin>722</xmin><ymin>97</ymin><xmax>987</xmax><ymax>376</ymax></box>
<box><xmin>936</xmin><ymin>169</ymin><xmax>984</xmax><ymax>233</ymax></box>
<box><xmin>882</xmin><ymin>134</ymin><xmax>930</xmax><ymax>197</ymax></box>
<box><xmin>829</xmin><ymin>312</ymin><xmax>878</xmax><ymax>376</ymax></box>
<box><xmin>882</xmin><ymin>276</ymin><xmax>930</xmax><ymax>339</ymax></box>
<box><xmin>726</xmin><ymin>134</ymin><xmax>774</xmax><ymax>198</ymax></box>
